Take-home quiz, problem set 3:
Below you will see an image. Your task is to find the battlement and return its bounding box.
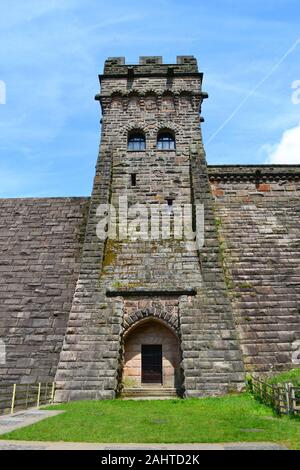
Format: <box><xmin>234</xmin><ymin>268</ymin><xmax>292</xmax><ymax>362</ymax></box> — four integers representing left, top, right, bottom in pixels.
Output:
<box><xmin>102</xmin><ymin>55</ymin><xmax>200</xmax><ymax>78</ymax></box>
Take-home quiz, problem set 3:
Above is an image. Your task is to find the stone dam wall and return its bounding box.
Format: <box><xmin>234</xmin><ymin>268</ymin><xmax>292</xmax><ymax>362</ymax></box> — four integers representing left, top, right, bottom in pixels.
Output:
<box><xmin>209</xmin><ymin>165</ymin><xmax>300</xmax><ymax>374</ymax></box>
<box><xmin>0</xmin><ymin>198</ymin><xmax>89</xmax><ymax>384</ymax></box>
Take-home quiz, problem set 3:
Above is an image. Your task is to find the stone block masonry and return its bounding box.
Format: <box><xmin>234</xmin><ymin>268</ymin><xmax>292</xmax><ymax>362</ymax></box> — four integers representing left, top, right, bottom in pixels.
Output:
<box><xmin>0</xmin><ymin>198</ymin><xmax>89</xmax><ymax>384</ymax></box>
<box><xmin>209</xmin><ymin>165</ymin><xmax>300</xmax><ymax>374</ymax></box>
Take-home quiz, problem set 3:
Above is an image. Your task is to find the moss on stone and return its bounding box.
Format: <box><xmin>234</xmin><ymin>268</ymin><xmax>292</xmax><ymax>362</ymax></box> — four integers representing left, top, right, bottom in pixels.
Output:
<box><xmin>122</xmin><ymin>280</ymin><xmax>142</xmax><ymax>288</ymax></box>
<box><xmin>111</xmin><ymin>280</ymin><xmax>142</xmax><ymax>289</ymax></box>
<box><xmin>239</xmin><ymin>282</ymin><xmax>254</xmax><ymax>290</ymax></box>
<box><xmin>103</xmin><ymin>239</ymin><xmax>119</xmax><ymax>267</ymax></box>
<box><xmin>112</xmin><ymin>280</ymin><xmax>122</xmax><ymax>289</ymax></box>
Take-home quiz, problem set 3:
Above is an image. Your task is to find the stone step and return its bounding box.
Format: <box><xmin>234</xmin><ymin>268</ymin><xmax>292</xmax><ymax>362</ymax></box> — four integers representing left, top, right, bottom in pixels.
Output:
<box><xmin>121</xmin><ymin>387</ymin><xmax>179</xmax><ymax>399</ymax></box>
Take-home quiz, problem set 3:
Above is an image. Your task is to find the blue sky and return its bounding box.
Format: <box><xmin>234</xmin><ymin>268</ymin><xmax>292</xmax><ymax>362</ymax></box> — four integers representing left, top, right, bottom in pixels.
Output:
<box><xmin>0</xmin><ymin>0</ymin><xmax>299</xmax><ymax>197</ymax></box>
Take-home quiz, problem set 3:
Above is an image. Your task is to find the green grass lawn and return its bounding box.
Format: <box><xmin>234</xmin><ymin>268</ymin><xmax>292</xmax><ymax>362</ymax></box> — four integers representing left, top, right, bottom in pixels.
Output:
<box><xmin>1</xmin><ymin>393</ymin><xmax>300</xmax><ymax>449</ymax></box>
<box><xmin>266</xmin><ymin>367</ymin><xmax>300</xmax><ymax>387</ymax></box>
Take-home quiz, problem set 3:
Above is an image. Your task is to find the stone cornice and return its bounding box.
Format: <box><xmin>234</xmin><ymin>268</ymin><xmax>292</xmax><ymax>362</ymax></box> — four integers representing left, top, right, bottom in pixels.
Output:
<box><xmin>100</xmin><ymin>71</ymin><xmax>203</xmax><ymax>81</ymax></box>
<box><xmin>208</xmin><ymin>165</ymin><xmax>300</xmax><ymax>182</ymax></box>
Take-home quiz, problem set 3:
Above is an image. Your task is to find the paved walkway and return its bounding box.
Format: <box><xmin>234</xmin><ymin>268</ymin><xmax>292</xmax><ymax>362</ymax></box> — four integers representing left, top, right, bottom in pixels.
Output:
<box><xmin>0</xmin><ymin>409</ymin><xmax>64</xmax><ymax>435</ymax></box>
<box><xmin>0</xmin><ymin>441</ymin><xmax>288</xmax><ymax>450</ymax></box>
<box><xmin>0</xmin><ymin>409</ymin><xmax>288</xmax><ymax>450</ymax></box>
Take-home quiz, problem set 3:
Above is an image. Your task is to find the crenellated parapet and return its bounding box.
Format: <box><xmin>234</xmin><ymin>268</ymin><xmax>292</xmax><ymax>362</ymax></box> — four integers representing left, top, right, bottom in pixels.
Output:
<box><xmin>102</xmin><ymin>55</ymin><xmax>199</xmax><ymax>76</ymax></box>
<box><xmin>95</xmin><ymin>56</ymin><xmax>208</xmax><ymax>116</ymax></box>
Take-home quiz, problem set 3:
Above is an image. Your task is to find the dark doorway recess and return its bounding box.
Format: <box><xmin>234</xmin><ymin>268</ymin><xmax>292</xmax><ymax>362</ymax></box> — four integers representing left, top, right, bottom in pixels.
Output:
<box><xmin>141</xmin><ymin>345</ymin><xmax>162</xmax><ymax>384</ymax></box>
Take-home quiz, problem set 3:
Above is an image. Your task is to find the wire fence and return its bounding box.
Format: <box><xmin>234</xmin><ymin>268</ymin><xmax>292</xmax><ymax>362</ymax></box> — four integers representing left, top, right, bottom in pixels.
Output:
<box><xmin>249</xmin><ymin>376</ymin><xmax>300</xmax><ymax>416</ymax></box>
<box><xmin>0</xmin><ymin>382</ymin><xmax>55</xmax><ymax>415</ymax></box>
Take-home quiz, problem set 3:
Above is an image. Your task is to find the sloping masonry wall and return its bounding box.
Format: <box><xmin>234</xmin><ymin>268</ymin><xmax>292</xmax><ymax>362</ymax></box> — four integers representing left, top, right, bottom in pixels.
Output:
<box><xmin>0</xmin><ymin>198</ymin><xmax>89</xmax><ymax>384</ymax></box>
<box><xmin>209</xmin><ymin>165</ymin><xmax>300</xmax><ymax>373</ymax></box>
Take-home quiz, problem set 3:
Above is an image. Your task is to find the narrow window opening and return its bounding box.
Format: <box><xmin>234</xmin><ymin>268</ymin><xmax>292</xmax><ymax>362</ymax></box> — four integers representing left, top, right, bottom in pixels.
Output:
<box><xmin>128</xmin><ymin>132</ymin><xmax>146</xmax><ymax>151</ymax></box>
<box><xmin>131</xmin><ymin>174</ymin><xmax>137</xmax><ymax>187</ymax></box>
<box><xmin>157</xmin><ymin>131</ymin><xmax>176</xmax><ymax>151</ymax></box>
<box><xmin>166</xmin><ymin>198</ymin><xmax>174</xmax><ymax>214</ymax></box>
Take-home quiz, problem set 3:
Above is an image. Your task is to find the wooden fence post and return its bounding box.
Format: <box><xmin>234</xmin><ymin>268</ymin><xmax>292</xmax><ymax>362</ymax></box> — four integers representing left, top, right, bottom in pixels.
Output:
<box><xmin>285</xmin><ymin>383</ymin><xmax>292</xmax><ymax>415</ymax></box>
<box><xmin>36</xmin><ymin>383</ymin><xmax>41</xmax><ymax>408</ymax></box>
<box><xmin>10</xmin><ymin>384</ymin><xmax>16</xmax><ymax>415</ymax></box>
<box><xmin>50</xmin><ymin>382</ymin><xmax>55</xmax><ymax>403</ymax></box>
<box><xmin>260</xmin><ymin>381</ymin><xmax>263</xmax><ymax>401</ymax></box>
<box><xmin>279</xmin><ymin>385</ymin><xmax>286</xmax><ymax>415</ymax></box>
<box><xmin>289</xmin><ymin>383</ymin><xmax>296</xmax><ymax>415</ymax></box>
<box><xmin>272</xmin><ymin>383</ymin><xmax>275</xmax><ymax>407</ymax></box>
<box><xmin>25</xmin><ymin>384</ymin><xmax>29</xmax><ymax>410</ymax></box>
<box><xmin>276</xmin><ymin>385</ymin><xmax>282</xmax><ymax>415</ymax></box>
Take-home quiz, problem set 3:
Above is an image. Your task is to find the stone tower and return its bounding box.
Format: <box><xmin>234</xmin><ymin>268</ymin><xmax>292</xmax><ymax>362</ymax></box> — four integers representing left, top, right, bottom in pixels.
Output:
<box><xmin>54</xmin><ymin>56</ymin><xmax>245</xmax><ymax>401</ymax></box>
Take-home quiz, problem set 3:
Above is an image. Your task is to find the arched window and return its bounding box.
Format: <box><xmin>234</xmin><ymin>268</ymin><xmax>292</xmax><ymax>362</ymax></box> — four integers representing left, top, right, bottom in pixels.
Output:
<box><xmin>157</xmin><ymin>131</ymin><xmax>176</xmax><ymax>151</ymax></box>
<box><xmin>128</xmin><ymin>131</ymin><xmax>146</xmax><ymax>151</ymax></box>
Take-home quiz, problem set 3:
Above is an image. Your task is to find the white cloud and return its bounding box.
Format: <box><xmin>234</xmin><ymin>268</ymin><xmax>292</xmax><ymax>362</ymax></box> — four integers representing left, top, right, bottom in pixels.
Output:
<box><xmin>265</xmin><ymin>123</ymin><xmax>300</xmax><ymax>164</ymax></box>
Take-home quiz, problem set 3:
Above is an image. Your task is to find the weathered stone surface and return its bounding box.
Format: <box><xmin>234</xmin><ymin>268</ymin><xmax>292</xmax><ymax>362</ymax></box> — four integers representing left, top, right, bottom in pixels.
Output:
<box><xmin>54</xmin><ymin>56</ymin><xmax>245</xmax><ymax>400</ymax></box>
<box><xmin>209</xmin><ymin>166</ymin><xmax>300</xmax><ymax>373</ymax></box>
<box><xmin>0</xmin><ymin>198</ymin><xmax>89</xmax><ymax>384</ymax></box>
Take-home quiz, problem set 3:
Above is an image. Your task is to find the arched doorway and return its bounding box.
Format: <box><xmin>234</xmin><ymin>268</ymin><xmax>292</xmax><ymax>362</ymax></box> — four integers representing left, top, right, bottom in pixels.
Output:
<box><xmin>122</xmin><ymin>318</ymin><xmax>182</xmax><ymax>389</ymax></box>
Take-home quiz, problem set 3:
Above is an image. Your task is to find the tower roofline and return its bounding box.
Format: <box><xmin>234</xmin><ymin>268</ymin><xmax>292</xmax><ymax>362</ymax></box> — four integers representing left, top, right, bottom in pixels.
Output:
<box><xmin>99</xmin><ymin>55</ymin><xmax>202</xmax><ymax>82</ymax></box>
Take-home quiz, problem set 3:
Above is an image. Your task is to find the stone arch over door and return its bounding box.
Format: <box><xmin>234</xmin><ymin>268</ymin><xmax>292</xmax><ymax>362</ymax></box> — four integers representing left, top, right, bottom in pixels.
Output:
<box><xmin>122</xmin><ymin>317</ymin><xmax>182</xmax><ymax>390</ymax></box>
<box><xmin>124</xmin><ymin>307</ymin><xmax>179</xmax><ymax>335</ymax></box>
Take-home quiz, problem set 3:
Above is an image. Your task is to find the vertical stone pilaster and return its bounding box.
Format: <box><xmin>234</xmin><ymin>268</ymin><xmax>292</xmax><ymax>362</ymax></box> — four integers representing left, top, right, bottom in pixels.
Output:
<box><xmin>178</xmin><ymin>145</ymin><xmax>245</xmax><ymax>397</ymax></box>
<box><xmin>55</xmin><ymin>147</ymin><xmax>124</xmax><ymax>401</ymax></box>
